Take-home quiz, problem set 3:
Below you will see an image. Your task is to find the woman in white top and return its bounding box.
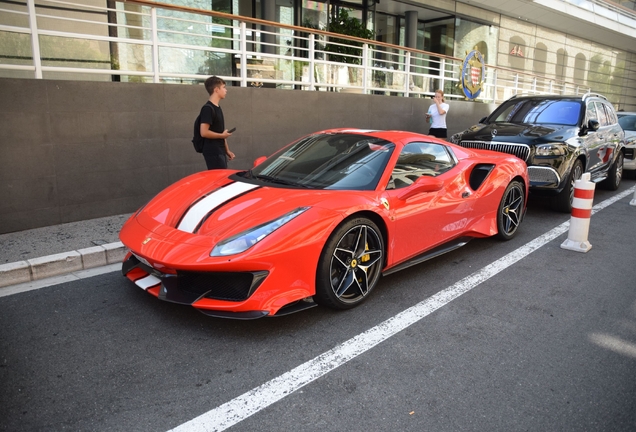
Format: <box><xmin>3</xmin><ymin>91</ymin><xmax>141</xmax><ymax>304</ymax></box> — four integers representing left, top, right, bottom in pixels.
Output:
<box><xmin>425</xmin><ymin>89</ymin><xmax>450</xmax><ymax>139</ymax></box>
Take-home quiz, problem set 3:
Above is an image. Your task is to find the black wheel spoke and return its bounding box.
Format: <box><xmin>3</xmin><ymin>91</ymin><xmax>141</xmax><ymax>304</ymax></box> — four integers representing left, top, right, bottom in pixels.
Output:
<box><xmin>497</xmin><ymin>181</ymin><xmax>525</xmax><ymax>239</ymax></box>
<box><xmin>501</xmin><ymin>186</ymin><xmax>522</xmax><ymax>234</ymax></box>
<box><xmin>335</xmin><ymin>268</ymin><xmax>355</xmax><ymax>297</ymax></box>
<box><xmin>324</xmin><ymin>221</ymin><xmax>384</xmax><ymax>306</ymax></box>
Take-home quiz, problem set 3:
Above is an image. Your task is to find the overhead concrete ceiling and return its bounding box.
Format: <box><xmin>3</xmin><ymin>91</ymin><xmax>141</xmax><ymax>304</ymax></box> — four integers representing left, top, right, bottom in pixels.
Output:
<box><xmin>455</xmin><ymin>0</ymin><xmax>636</xmax><ymax>53</ymax></box>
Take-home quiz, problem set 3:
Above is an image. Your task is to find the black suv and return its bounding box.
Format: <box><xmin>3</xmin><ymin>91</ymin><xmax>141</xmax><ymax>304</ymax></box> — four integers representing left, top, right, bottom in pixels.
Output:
<box><xmin>450</xmin><ymin>93</ymin><xmax>625</xmax><ymax>212</ymax></box>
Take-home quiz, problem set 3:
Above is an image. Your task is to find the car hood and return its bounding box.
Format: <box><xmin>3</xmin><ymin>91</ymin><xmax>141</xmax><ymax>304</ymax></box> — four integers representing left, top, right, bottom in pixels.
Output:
<box><xmin>461</xmin><ymin>122</ymin><xmax>576</xmax><ymax>144</ymax></box>
<box><xmin>133</xmin><ymin>170</ymin><xmax>346</xmax><ymax>243</ymax></box>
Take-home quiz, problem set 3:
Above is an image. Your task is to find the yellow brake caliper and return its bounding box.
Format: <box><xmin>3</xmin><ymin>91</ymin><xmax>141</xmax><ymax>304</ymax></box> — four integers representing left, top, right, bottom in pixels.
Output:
<box><xmin>361</xmin><ymin>242</ymin><xmax>370</xmax><ymax>263</ymax></box>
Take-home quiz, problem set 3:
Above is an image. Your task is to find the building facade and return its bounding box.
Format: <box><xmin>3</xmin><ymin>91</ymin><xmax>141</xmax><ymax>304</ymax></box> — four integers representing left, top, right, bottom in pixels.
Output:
<box><xmin>1</xmin><ymin>0</ymin><xmax>636</xmax><ymax>109</ymax></box>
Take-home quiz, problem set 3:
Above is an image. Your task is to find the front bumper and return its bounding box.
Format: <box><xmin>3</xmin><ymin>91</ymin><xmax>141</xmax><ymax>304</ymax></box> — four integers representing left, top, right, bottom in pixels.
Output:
<box><xmin>119</xmin><ymin>213</ymin><xmax>326</xmax><ymax>318</ymax></box>
<box><xmin>123</xmin><ymin>254</ymin><xmax>271</xmax><ymax>319</ymax></box>
<box><xmin>527</xmin><ymin>165</ymin><xmax>561</xmax><ymax>188</ymax></box>
<box><xmin>624</xmin><ymin>146</ymin><xmax>636</xmax><ymax>170</ymax></box>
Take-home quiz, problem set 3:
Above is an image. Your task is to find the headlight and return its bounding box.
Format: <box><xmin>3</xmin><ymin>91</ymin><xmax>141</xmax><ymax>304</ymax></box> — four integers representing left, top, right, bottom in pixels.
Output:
<box><xmin>210</xmin><ymin>207</ymin><xmax>310</xmax><ymax>256</ymax></box>
<box><xmin>626</xmin><ymin>136</ymin><xmax>636</xmax><ymax>146</ymax></box>
<box><xmin>535</xmin><ymin>143</ymin><xmax>567</xmax><ymax>156</ymax></box>
<box><xmin>449</xmin><ymin>132</ymin><xmax>463</xmax><ymax>144</ymax></box>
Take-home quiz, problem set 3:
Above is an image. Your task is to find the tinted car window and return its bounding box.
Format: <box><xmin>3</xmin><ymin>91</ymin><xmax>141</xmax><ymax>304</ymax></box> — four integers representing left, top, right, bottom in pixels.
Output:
<box><xmin>247</xmin><ymin>133</ymin><xmax>395</xmax><ymax>190</ymax></box>
<box><xmin>595</xmin><ymin>102</ymin><xmax>610</xmax><ymax>126</ymax></box>
<box><xmin>490</xmin><ymin>99</ymin><xmax>581</xmax><ymax>125</ymax></box>
<box><xmin>388</xmin><ymin>142</ymin><xmax>454</xmax><ymax>189</ymax></box>
<box><xmin>586</xmin><ymin>101</ymin><xmax>598</xmax><ymax>122</ymax></box>
<box><xmin>604</xmin><ymin>104</ymin><xmax>617</xmax><ymax>125</ymax></box>
<box><xmin>618</xmin><ymin>114</ymin><xmax>636</xmax><ymax>131</ymax></box>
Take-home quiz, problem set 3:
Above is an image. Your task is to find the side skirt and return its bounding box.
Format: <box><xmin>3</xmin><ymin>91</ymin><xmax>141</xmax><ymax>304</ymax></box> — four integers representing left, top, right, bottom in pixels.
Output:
<box><xmin>382</xmin><ymin>236</ymin><xmax>473</xmax><ymax>276</ymax></box>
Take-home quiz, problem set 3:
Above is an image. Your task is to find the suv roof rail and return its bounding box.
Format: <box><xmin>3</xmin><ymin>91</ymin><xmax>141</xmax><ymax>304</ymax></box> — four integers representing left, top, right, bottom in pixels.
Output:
<box><xmin>582</xmin><ymin>92</ymin><xmax>607</xmax><ymax>101</ymax></box>
<box><xmin>509</xmin><ymin>93</ymin><xmax>536</xmax><ymax>99</ymax></box>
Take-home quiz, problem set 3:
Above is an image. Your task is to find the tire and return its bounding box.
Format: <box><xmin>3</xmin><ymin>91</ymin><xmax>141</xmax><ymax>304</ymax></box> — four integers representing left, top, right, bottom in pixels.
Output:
<box><xmin>314</xmin><ymin>218</ymin><xmax>384</xmax><ymax>310</ymax></box>
<box><xmin>551</xmin><ymin>159</ymin><xmax>583</xmax><ymax>213</ymax></box>
<box><xmin>496</xmin><ymin>180</ymin><xmax>525</xmax><ymax>240</ymax></box>
<box><xmin>601</xmin><ymin>151</ymin><xmax>623</xmax><ymax>191</ymax></box>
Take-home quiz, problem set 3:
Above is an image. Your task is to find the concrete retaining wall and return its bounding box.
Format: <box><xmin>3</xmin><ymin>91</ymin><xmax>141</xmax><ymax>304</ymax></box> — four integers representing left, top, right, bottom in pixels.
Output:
<box><xmin>0</xmin><ymin>78</ymin><xmax>496</xmax><ymax>234</ymax></box>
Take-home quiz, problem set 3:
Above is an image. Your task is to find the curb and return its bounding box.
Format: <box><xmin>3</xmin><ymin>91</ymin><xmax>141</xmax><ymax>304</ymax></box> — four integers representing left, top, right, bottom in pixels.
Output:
<box><xmin>0</xmin><ymin>242</ymin><xmax>127</xmax><ymax>288</ymax></box>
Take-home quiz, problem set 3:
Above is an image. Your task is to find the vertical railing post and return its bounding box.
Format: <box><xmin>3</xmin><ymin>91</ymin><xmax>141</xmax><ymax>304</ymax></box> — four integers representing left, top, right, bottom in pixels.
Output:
<box><xmin>26</xmin><ymin>0</ymin><xmax>42</xmax><ymax>79</ymax></box>
<box><xmin>362</xmin><ymin>43</ymin><xmax>369</xmax><ymax>94</ymax></box>
<box><xmin>151</xmin><ymin>7</ymin><xmax>159</xmax><ymax>83</ymax></box>
<box><xmin>309</xmin><ymin>33</ymin><xmax>315</xmax><ymax>91</ymax></box>
<box><xmin>404</xmin><ymin>51</ymin><xmax>410</xmax><ymax>97</ymax></box>
<box><xmin>492</xmin><ymin>68</ymin><xmax>498</xmax><ymax>103</ymax></box>
<box><xmin>514</xmin><ymin>73</ymin><xmax>519</xmax><ymax>95</ymax></box>
<box><xmin>549</xmin><ymin>79</ymin><xmax>553</xmax><ymax>94</ymax></box>
<box><xmin>240</xmin><ymin>22</ymin><xmax>247</xmax><ymax>87</ymax></box>
<box><xmin>440</xmin><ymin>58</ymin><xmax>445</xmax><ymax>92</ymax></box>
<box><xmin>532</xmin><ymin>76</ymin><xmax>537</xmax><ymax>93</ymax></box>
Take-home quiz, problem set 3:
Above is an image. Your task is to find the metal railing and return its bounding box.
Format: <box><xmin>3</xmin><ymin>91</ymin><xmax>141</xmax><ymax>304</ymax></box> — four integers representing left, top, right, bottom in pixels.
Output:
<box><xmin>0</xmin><ymin>0</ymin><xmax>595</xmax><ymax>103</ymax></box>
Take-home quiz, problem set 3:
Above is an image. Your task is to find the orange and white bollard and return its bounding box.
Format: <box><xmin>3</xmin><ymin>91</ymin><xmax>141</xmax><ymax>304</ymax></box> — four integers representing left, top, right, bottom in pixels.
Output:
<box><xmin>561</xmin><ymin>172</ymin><xmax>595</xmax><ymax>253</ymax></box>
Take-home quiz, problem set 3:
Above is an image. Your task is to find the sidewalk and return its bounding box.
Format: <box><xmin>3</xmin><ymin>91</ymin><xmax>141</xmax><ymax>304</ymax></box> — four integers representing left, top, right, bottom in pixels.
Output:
<box><xmin>0</xmin><ymin>213</ymin><xmax>132</xmax><ymax>288</ymax></box>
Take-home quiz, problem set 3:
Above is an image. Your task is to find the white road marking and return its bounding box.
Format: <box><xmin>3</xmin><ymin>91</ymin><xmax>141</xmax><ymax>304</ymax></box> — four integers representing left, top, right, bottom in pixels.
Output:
<box><xmin>168</xmin><ymin>186</ymin><xmax>635</xmax><ymax>432</ymax></box>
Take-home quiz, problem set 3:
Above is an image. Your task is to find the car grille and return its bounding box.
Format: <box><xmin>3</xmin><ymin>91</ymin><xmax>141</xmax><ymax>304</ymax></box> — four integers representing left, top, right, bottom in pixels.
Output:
<box><xmin>527</xmin><ymin>166</ymin><xmax>560</xmax><ymax>186</ymax></box>
<box><xmin>458</xmin><ymin>141</ymin><xmax>530</xmax><ymax>162</ymax></box>
<box><xmin>176</xmin><ymin>270</ymin><xmax>268</xmax><ymax>302</ymax></box>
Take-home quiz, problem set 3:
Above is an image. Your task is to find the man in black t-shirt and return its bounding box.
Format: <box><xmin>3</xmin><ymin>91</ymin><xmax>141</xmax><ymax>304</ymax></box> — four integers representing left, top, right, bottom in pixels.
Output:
<box><xmin>199</xmin><ymin>76</ymin><xmax>235</xmax><ymax>169</ymax></box>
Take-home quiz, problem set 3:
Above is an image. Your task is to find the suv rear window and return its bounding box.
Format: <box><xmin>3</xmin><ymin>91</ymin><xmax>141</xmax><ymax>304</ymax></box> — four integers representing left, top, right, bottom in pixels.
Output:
<box><xmin>489</xmin><ymin>99</ymin><xmax>581</xmax><ymax>126</ymax></box>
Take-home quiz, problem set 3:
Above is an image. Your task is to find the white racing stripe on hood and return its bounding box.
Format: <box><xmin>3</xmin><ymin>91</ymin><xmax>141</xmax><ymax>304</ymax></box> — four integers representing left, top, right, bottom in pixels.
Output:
<box><xmin>177</xmin><ymin>181</ymin><xmax>259</xmax><ymax>233</ymax></box>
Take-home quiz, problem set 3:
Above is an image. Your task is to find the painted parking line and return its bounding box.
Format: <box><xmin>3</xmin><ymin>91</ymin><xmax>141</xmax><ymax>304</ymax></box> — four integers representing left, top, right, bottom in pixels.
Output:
<box><xmin>168</xmin><ymin>186</ymin><xmax>635</xmax><ymax>432</ymax></box>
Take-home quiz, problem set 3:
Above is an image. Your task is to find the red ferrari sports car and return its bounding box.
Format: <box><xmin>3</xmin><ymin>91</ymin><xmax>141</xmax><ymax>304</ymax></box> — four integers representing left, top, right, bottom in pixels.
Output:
<box><xmin>120</xmin><ymin>129</ymin><xmax>528</xmax><ymax>319</ymax></box>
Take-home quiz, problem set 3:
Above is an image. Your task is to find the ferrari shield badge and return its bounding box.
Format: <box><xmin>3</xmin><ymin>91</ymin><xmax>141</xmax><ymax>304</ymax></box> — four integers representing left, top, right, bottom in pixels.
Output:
<box><xmin>460</xmin><ymin>49</ymin><xmax>485</xmax><ymax>100</ymax></box>
<box><xmin>142</xmin><ymin>237</ymin><xmax>152</xmax><ymax>245</ymax></box>
<box><xmin>381</xmin><ymin>198</ymin><xmax>390</xmax><ymax>210</ymax></box>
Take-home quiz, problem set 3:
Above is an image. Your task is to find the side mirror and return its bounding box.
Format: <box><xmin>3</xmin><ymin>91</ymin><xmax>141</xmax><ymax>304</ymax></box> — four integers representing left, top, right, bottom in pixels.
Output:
<box><xmin>479</xmin><ymin>116</ymin><xmax>488</xmax><ymax>124</ymax></box>
<box><xmin>588</xmin><ymin>119</ymin><xmax>600</xmax><ymax>131</ymax></box>
<box><xmin>253</xmin><ymin>156</ymin><xmax>267</xmax><ymax>167</ymax></box>
<box><xmin>580</xmin><ymin>119</ymin><xmax>600</xmax><ymax>136</ymax></box>
<box><xmin>398</xmin><ymin>176</ymin><xmax>444</xmax><ymax>200</ymax></box>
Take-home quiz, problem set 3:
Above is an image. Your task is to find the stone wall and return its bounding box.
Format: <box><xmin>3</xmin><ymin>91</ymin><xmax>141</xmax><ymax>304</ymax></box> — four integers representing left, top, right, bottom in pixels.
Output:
<box><xmin>0</xmin><ymin>78</ymin><xmax>495</xmax><ymax>233</ymax></box>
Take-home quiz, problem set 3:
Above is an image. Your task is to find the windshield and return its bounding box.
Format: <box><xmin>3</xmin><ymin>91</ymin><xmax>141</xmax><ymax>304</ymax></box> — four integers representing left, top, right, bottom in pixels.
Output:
<box><xmin>242</xmin><ymin>133</ymin><xmax>395</xmax><ymax>190</ymax></box>
<box><xmin>618</xmin><ymin>114</ymin><xmax>636</xmax><ymax>132</ymax></box>
<box><xmin>488</xmin><ymin>99</ymin><xmax>582</xmax><ymax>126</ymax></box>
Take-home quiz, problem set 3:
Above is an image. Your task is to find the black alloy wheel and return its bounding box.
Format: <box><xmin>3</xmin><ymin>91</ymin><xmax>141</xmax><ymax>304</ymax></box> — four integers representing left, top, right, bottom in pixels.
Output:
<box><xmin>314</xmin><ymin>218</ymin><xmax>384</xmax><ymax>310</ymax></box>
<box><xmin>552</xmin><ymin>159</ymin><xmax>583</xmax><ymax>213</ymax></box>
<box><xmin>496</xmin><ymin>180</ymin><xmax>525</xmax><ymax>240</ymax></box>
<box><xmin>601</xmin><ymin>151</ymin><xmax>624</xmax><ymax>191</ymax></box>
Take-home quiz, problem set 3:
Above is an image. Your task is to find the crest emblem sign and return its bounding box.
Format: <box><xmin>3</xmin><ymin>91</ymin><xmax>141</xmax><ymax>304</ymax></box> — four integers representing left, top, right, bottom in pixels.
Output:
<box><xmin>460</xmin><ymin>49</ymin><xmax>485</xmax><ymax>100</ymax></box>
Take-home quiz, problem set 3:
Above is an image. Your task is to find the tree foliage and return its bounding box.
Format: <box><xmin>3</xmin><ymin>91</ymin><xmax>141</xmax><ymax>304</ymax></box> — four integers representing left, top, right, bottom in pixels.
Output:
<box><xmin>325</xmin><ymin>9</ymin><xmax>374</xmax><ymax>65</ymax></box>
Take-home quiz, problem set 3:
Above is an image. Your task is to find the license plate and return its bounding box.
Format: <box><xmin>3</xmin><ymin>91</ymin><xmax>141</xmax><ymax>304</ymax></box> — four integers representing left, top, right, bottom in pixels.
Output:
<box><xmin>133</xmin><ymin>253</ymin><xmax>152</xmax><ymax>268</ymax></box>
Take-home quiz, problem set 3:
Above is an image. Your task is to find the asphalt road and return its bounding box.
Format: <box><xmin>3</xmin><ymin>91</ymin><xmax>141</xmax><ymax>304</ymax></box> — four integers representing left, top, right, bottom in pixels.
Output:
<box><xmin>2</xmin><ymin>180</ymin><xmax>636</xmax><ymax>432</ymax></box>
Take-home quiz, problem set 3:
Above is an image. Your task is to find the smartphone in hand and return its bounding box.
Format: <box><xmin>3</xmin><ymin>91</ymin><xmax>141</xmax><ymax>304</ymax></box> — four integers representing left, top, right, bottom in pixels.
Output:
<box><xmin>228</xmin><ymin>127</ymin><xmax>236</xmax><ymax>133</ymax></box>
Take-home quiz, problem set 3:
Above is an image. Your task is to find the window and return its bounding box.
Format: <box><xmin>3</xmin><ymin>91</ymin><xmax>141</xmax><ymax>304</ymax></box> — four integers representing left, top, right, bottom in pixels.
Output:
<box><xmin>491</xmin><ymin>100</ymin><xmax>581</xmax><ymax>126</ymax></box>
<box><xmin>586</xmin><ymin>101</ymin><xmax>598</xmax><ymax>123</ymax></box>
<box><xmin>388</xmin><ymin>142</ymin><xmax>454</xmax><ymax>189</ymax></box>
<box><xmin>618</xmin><ymin>115</ymin><xmax>636</xmax><ymax>132</ymax></box>
<box><xmin>603</xmin><ymin>104</ymin><xmax>617</xmax><ymax>125</ymax></box>
<box><xmin>594</xmin><ymin>102</ymin><xmax>609</xmax><ymax>126</ymax></box>
<box><xmin>248</xmin><ymin>133</ymin><xmax>395</xmax><ymax>190</ymax></box>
